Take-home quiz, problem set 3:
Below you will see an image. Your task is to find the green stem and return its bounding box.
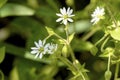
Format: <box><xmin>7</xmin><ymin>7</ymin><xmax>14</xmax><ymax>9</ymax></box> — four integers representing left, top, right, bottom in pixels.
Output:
<box><xmin>101</xmin><ymin>36</ymin><xmax>110</xmax><ymax>52</ymax></box>
<box><xmin>68</xmin><ymin>45</ymin><xmax>76</xmax><ymax>62</ymax></box>
<box><xmin>107</xmin><ymin>53</ymin><xmax>111</xmax><ymax>71</ymax></box>
<box><xmin>95</xmin><ymin>34</ymin><xmax>108</xmax><ymax>46</ymax></box>
<box><xmin>82</xmin><ymin>26</ymin><xmax>101</xmax><ymax>41</ymax></box>
<box><xmin>64</xmin><ymin>24</ymin><xmax>86</xmax><ymax>80</ymax></box>
<box><xmin>54</xmin><ymin>33</ymin><xmax>66</xmax><ymax>43</ymax></box>
<box><xmin>65</xmin><ymin>25</ymin><xmax>69</xmax><ymax>43</ymax></box>
<box><xmin>114</xmin><ymin>63</ymin><xmax>119</xmax><ymax>80</ymax></box>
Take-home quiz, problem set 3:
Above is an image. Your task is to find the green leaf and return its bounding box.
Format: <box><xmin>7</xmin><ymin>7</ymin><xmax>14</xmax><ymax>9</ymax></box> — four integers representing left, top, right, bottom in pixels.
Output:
<box><xmin>109</xmin><ymin>27</ymin><xmax>120</xmax><ymax>41</ymax></box>
<box><xmin>0</xmin><ymin>3</ymin><xmax>35</xmax><ymax>17</ymax></box>
<box><xmin>90</xmin><ymin>46</ymin><xmax>98</xmax><ymax>56</ymax></box>
<box><xmin>0</xmin><ymin>0</ymin><xmax>7</xmax><ymax>8</ymax></box>
<box><xmin>0</xmin><ymin>47</ymin><xmax>5</xmax><ymax>64</ymax></box>
<box><xmin>45</xmin><ymin>26</ymin><xmax>55</xmax><ymax>35</ymax></box>
<box><xmin>69</xmin><ymin>33</ymin><xmax>75</xmax><ymax>43</ymax></box>
<box><xmin>0</xmin><ymin>70</ymin><xmax>4</xmax><ymax>80</ymax></box>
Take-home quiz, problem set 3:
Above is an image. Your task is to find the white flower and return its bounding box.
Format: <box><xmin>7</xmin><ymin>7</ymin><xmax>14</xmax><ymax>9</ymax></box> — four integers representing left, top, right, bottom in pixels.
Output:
<box><xmin>91</xmin><ymin>6</ymin><xmax>105</xmax><ymax>25</ymax></box>
<box><xmin>47</xmin><ymin>43</ymin><xmax>58</xmax><ymax>54</ymax></box>
<box><xmin>31</xmin><ymin>40</ymin><xmax>58</xmax><ymax>59</ymax></box>
<box><xmin>31</xmin><ymin>40</ymin><xmax>49</xmax><ymax>59</ymax></box>
<box><xmin>56</xmin><ymin>7</ymin><xmax>75</xmax><ymax>25</ymax></box>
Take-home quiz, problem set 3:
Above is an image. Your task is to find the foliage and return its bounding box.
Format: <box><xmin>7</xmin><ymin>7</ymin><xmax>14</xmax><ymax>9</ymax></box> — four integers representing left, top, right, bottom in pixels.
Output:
<box><xmin>0</xmin><ymin>0</ymin><xmax>120</xmax><ymax>80</ymax></box>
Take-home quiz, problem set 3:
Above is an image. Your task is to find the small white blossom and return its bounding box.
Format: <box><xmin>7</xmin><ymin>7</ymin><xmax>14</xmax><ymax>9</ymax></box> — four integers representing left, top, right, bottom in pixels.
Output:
<box><xmin>56</xmin><ymin>7</ymin><xmax>75</xmax><ymax>25</ymax></box>
<box><xmin>31</xmin><ymin>40</ymin><xmax>49</xmax><ymax>59</ymax></box>
<box><xmin>91</xmin><ymin>6</ymin><xmax>105</xmax><ymax>25</ymax></box>
<box><xmin>31</xmin><ymin>40</ymin><xmax>58</xmax><ymax>59</ymax></box>
<box><xmin>48</xmin><ymin>43</ymin><xmax>58</xmax><ymax>54</ymax></box>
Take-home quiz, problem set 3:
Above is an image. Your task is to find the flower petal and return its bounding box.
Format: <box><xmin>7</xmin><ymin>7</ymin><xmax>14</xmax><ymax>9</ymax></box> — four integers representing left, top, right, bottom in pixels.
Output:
<box><xmin>39</xmin><ymin>53</ymin><xmax>43</xmax><ymax>59</ymax></box>
<box><xmin>34</xmin><ymin>52</ymin><xmax>39</xmax><ymax>58</ymax></box>
<box><xmin>34</xmin><ymin>41</ymin><xmax>39</xmax><ymax>48</ymax></box>
<box><xmin>56</xmin><ymin>13</ymin><xmax>63</xmax><ymax>17</ymax></box>
<box><xmin>31</xmin><ymin>47</ymin><xmax>39</xmax><ymax>50</ymax></box>
<box><xmin>56</xmin><ymin>18</ymin><xmax>63</xmax><ymax>22</ymax></box>
<box><xmin>31</xmin><ymin>50</ymin><xmax>38</xmax><ymax>54</ymax></box>
<box><xmin>67</xmin><ymin>18</ymin><xmax>73</xmax><ymax>22</ymax></box>
<box><xmin>61</xmin><ymin>7</ymin><xmax>66</xmax><ymax>15</ymax></box>
<box><xmin>63</xmin><ymin>19</ymin><xmax>67</xmax><ymax>25</ymax></box>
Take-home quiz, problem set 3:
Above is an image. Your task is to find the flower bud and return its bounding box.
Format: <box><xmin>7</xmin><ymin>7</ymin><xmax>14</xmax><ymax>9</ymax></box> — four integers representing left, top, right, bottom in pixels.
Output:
<box><xmin>104</xmin><ymin>70</ymin><xmax>112</xmax><ymax>80</ymax></box>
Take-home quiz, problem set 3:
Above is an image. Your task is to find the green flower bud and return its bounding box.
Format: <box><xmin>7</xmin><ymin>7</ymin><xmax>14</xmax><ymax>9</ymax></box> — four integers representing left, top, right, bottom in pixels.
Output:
<box><xmin>104</xmin><ymin>70</ymin><xmax>112</xmax><ymax>80</ymax></box>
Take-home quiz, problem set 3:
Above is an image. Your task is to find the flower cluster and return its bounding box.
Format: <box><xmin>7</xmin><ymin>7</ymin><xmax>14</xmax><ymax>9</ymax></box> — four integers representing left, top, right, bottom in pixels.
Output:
<box><xmin>91</xmin><ymin>6</ymin><xmax>105</xmax><ymax>25</ymax></box>
<box><xmin>56</xmin><ymin>7</ymin><xmax>75</xmax><ymax>25</ymax></box>
<box><xmin>31</xmin><ymin>40</ymin><xmax>57</xmax><ymax>59</ymax></box>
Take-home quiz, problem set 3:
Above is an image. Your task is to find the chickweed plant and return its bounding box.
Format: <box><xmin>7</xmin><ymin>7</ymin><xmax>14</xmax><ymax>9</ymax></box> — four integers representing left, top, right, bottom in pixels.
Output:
<box><xmin>30</xmin><ymin>3</ymin><xmax>120</xmax><ymax>80</ymax></box>
<box><xmin>0</xmin><ymin>0</ymin><xmax>120</xmax><ymax>80</ymax></box>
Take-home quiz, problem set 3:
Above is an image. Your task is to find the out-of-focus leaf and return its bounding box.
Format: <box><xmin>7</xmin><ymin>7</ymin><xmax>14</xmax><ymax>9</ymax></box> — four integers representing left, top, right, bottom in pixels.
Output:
<box><xmin>46</xmin><ymin>0</ymin><xmax>58</xmax><ymax>11</ymax></box>
<box><xmin>0</xmin><ymin>43</ymin><xmax>25</xmax><ymax>57</ymax></box>
<box><xmin>10</xmin><ymin>17</ymin><xmax>47</xmax><ymax>50</ymax></box>
<box><xmin>0</xmin><ymin>70</ymin><xmax>4</xmax><ymax>80</ymax></box>
<box><xmin>14</xmin><ymin>58</ymin><xmax>58</xmax><ymax>80</ymax></box>
<box><xmin>0</xmin><ymin>0</ymin><xmax>7</xmax><ymax>8</ymax></box>
<box><xmin>0</xmin><ymin>3</ymin><xmax>35</xmax><ymax>17</ymax></box>
<box><xmin>0</xmin><ymin>47</ymin><xmax>5</xmax><ymax>64</ymax></box>
<box><xmin>9</xmin><ymin>67</ymin><xmax>19</xmax><ymax>80</ymax></box>
<box><xmin>90</xmin><ymin>46</ymin><xmax>98</xmax><ymax>56</ymax></box>
<box><xmin>57</xmin><ymin>20</ymin><xmax>91</xmax><ymax>34</ymax></box>
<box><xmin>71</xmin><ymin>38</ymin><xmax>93</xmax><ymax>51</ymax></box>
<box><xmin>109</xmin><ymin>27</ymin><xmax>120</xmax><ymax>41</ymax></box>
<box><xmin>35</xmin><ymin>6</ymin><xmax>57</xmax><ymax>26</ymax></box>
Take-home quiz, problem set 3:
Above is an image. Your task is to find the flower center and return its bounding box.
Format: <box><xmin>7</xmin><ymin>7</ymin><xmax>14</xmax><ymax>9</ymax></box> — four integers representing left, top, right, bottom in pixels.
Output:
<box><xmin>63</xmin><ymin>14</ymin><xmax>68</xmax><ymax>19</ymax></box>
<box><xmin>97</xmin><ymin>14</ymin><xmax>104</xmax><ymax>19</ymax></box>
<box><xmin>39</xmin><ymin>47</ymin><xmax>44</xmax><ymax>52</ymax></box>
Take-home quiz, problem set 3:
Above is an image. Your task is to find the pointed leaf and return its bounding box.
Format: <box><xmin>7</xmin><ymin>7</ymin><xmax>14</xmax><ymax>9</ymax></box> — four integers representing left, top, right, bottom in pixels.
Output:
<box><xmin>45</xmin><ymin>26</ymin><xmax>55</xmax><ymax>35</ymax></box>
<box><xmin>0</xmin><ymin>47</ymin><xmax>5</xmax><ymax>63</ymax></box>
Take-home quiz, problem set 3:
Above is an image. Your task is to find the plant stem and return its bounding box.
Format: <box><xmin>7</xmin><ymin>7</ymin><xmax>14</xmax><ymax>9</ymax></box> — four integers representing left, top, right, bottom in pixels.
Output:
<box><xmin>114</xmin><ymin>63</ymin><xmax>119</xmax><ymax>80</ymax></box>
<box><xmin>65</xmin><ymin>24</ymin><xmax>76</xmax><ymax>62</ymax></box>
<box><xmin>101</xmin><ymin>36</ymin><xmax>109</xmax><ymax>52</ymax></box>
<box><xmin>82</xmin><ymin>26</ymin><xmax>101</xmax><ymax>41</ymax></box>
<box><xmin>65</xmin><ymin>25</ymin><xmax>69</xmax><ymax>43</ymax></box>
<box><xmin>107</xmin><ymin>53</ymin><xmax>111</xmax><ymax>71</ymax></box>
<box><xmin>95</xmin><ymin>34</ymin><xmax>108</xmax><ymax>46</ymax></box>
